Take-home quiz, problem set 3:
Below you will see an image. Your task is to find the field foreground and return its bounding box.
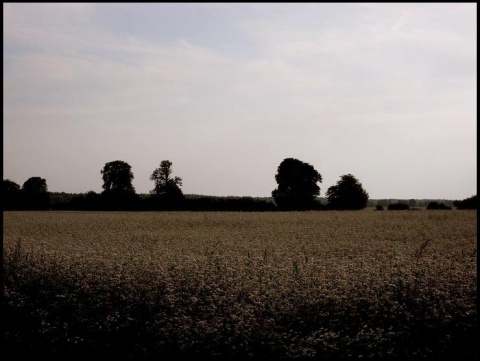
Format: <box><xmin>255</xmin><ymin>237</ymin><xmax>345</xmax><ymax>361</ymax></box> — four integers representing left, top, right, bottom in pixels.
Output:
<box><xmin>3</xmin><ymin>210</ymin><xmax>477</xmax><ymax>359</ymax></box>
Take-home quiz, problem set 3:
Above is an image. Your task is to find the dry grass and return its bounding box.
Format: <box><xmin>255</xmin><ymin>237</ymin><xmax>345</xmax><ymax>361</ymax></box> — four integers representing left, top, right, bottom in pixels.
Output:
<box><xmin>3</xmin><ymin>210</ymin><xmax>477</xmax><ymax>359</ymax></box>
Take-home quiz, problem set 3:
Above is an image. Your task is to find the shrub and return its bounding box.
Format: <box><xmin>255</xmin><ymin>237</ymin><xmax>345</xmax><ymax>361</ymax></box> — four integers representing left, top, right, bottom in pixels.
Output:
<box><xmin>454</xmin><ymin>195</ymin><xmax>477</xmax><ymax>210</ymax></box>
<box><xmin>387</xmin><ymin>203</ymin><xmax>410</xmax><ymax>210</ymax></box>
<box><xmin>427</xmin><ymin>201</ymin><xmax>452</xmax><ymax>210</ymax></box>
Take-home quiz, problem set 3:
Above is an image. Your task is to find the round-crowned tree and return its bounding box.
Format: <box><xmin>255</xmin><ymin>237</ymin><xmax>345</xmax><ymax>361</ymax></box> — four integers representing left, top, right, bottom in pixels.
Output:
<box><xmin>22</xmin><ymin>177</ymin><xmax>50</xmax><ymax>209</ymax></box>
<box><xmin>100</xmin><ymin>160</ymin><xmax>137</xmax><ymax>209</ymax></box>
<box><xmin>101</xmin><ymin>160</ymin><xmax>135</xmax><ymax>195</ymax></box>
<box><xmin>272</xmin><ymin>158</ymin><xmax>322</xmax><ymax>210</ymax></box>
<box><xmin>326</xmin><ymin>174</ymin><xmax>369</xmax><ymax>210</ymax></box>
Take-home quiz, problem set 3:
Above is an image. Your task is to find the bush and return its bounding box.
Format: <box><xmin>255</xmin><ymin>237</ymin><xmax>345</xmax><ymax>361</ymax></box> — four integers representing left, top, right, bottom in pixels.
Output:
<box><xmin>427</xmin><ymin>201</ymin><xmax>452</xmax><ymax>210</ymax></box>
<box><xmin>375</xmin><ymin>205</ymin><xmax>384</xmax><ymax>211</ymax></box>
<box><xmin>454</xmin><ymin>195</ymin><xmax>477</xmax><ymax>210</ymax></box>
<box><xmin>387</xmin><ymin>203</ymin><xmax>410</xmax><ymax>210</ymax></box>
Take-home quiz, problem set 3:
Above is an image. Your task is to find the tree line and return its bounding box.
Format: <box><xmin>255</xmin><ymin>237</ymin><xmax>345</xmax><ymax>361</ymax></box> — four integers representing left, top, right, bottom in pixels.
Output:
<box><xmin>3</xmin><ymin>158</ymin><xmax>477</xmax><ymax>211</ymax></box>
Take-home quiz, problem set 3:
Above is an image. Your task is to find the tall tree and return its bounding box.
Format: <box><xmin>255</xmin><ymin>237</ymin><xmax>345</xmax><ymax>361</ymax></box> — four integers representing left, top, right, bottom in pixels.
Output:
<box><xmin>272</xmin><ymin>158</ymin><xmax>322</xmax><ymax>210</ymax></box>
<box><xmin>101</xmin><ymin>160</ymin><xmax>136</xmax><ymax>195</ymax></box>
<box><xmin>22</xmin><ymin>177</ymin><xmax>50</xmax><ymax>209</ymax></box>
<box><xmin>100</xmin><ymin>161</ymin><xmax>137</xmax><ymax>210</ymax></box>
<box><xmin>326</xmin><ymin>174</ymin><xmax>369</xmax><ymax>210</ymax></box>
<box><xmin>150</xmin><ymin>161</ymin><xmax>184</xmax><ymax>207</ymax></box>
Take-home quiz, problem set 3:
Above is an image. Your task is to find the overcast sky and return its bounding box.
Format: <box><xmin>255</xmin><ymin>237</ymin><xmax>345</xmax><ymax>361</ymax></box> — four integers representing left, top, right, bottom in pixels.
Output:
<box><xmin>3</xmin><ymin>3</ymin><xmax>477</xmax><ymax>199</ymax></box>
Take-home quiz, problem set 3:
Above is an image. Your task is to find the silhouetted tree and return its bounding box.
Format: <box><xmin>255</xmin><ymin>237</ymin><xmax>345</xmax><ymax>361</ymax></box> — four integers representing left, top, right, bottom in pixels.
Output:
<box><xmin>22</xmin><ymin>177</ymin><xmax>50</xmax><ymax>209</ymax></box>
<box><xmin>326</xmin><ymin>174</ymin><xmax>369</xmax><ymax>210</ymax></box>
<box><xmin>453</xmin><ymin>195</ymin><xmax>477</xmax><ymax>210</ymax></box>
<box><xmin>101</xmin><ymin>160</ymin><xmax>135</xmax><ymax>195</ymax></box>
<box><xmin>272</xmin><ymin>158</ymin><xmax>322</xmax><ymax>210</ymax></box>
<box><xmin>100</xmin><ymin>161</ymin><xmax>138</xmax><ymax>210</ymax></box>
<box><xmin>150</xmin><ymin>160</ymin><xmax>185</xmax><ymax>209</ymax></box>
<box><xmin>3</xmin><ymin>179</ymin><xmax>21</xmax><ymax>210</ymax></box>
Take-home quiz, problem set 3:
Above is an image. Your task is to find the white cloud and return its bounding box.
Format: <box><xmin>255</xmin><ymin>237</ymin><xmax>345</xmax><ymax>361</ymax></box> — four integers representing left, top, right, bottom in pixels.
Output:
<box><xmin>3</xmin><ymin>3</ymin><xmax>476</xmax><ymax>198</ymax></box>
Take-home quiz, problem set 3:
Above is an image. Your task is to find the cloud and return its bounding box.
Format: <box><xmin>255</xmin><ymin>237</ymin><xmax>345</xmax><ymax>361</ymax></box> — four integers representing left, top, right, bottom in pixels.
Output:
<box><xmin>6</xmin><ymin>3</ymin><xmax>474</xmax><ymax>122</ymax></box>
<box><xmin>3</xmin><ymin>3</ymin><xmax>95</xmax><ymax>52</ymax></box>
<box><xmin>3</xmin><ymin>3</ymin><xmax>476</xmax><ymax>197</ymax></box>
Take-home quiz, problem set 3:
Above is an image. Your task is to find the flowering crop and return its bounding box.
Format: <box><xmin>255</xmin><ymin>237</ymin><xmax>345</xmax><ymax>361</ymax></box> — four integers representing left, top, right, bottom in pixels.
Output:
<box><xmin>3</xmin><ymin>210</ymin><xmax>477</xmax><ymax>359</ymax></box>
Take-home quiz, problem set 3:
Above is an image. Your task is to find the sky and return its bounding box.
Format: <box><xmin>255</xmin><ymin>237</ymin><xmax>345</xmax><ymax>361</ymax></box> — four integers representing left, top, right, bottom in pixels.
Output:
<box><xmin>3</xmin><ymin>3</ymin><xmax>477</xmax><ymax>199</ymax></box>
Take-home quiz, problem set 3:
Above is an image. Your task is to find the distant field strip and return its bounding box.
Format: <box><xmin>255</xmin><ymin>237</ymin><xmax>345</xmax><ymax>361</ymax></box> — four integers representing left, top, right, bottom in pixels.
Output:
<box><xmin>3</xmin><ymin>210</ymin><xmax>477</xmax><ymax>359</ymax></box>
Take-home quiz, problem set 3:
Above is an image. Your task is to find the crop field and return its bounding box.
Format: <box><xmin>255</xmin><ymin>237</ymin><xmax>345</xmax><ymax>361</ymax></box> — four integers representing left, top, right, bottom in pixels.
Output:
<box><xmin>3</xmin><ymin>210</ymin><xmax>477</xmax><ymax>359</ymax></box>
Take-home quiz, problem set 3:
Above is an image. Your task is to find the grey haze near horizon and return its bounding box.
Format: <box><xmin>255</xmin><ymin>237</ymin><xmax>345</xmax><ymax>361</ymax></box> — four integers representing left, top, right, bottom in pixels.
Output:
<box><xmin>3</xmin><ymin>3</ymin><xmax>477</xmax><ymax>199</ymax></box>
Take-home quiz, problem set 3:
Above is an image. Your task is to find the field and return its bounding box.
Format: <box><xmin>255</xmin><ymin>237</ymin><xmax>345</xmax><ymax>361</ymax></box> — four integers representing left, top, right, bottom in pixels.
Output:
<box><xmin>3</xmin><ymin>210</ymin><xmax>477</xmax><ymax>359</ymax></box>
